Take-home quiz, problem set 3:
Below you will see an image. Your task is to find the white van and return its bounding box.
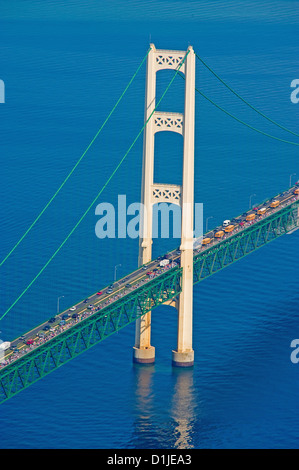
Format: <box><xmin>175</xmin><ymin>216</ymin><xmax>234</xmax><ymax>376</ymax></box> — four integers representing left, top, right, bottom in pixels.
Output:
<box><xmin>223</xmin><ymin>220</ymin><xmax>231</xmax><ymax>227</ymax></box>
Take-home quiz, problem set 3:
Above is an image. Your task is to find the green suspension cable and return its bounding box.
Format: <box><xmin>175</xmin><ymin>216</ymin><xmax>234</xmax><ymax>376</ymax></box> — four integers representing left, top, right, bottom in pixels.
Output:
<box><xmin>0</xmin><ymin>48</ymin><xmax>151</xmax><ymax>268</ymax></box>
<box><xmin>195</xmin><ymin>86</ymin><xmax>299</xmax><ymax>146</ymax></box>
<box><xmin>195</xmin><ymin>53</ymin><xmax>299</xmax><ymax>139</ymax></box>
<box><xmin>0</xmin><ymin>50</ymin><xmax>189</xmax><ymax>322</ymax></box>
<box><xmin>177</xmin><ymin>70</ymin><xmax>299</xmax><ymax>146</ymax></box>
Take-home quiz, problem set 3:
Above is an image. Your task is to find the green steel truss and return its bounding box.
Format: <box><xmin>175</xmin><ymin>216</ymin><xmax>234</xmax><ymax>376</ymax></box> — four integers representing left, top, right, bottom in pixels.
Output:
<box><xmin>193</xmin><ymin>200</ymin><xmax>299</xmax><ymax>283</ymax></box>
<box><xmin>0</xmin><ymin>267</ymin><xmax>182</xmax><ymax>403</ymax></box>
<box><xmin>0</xmin><ymin>200</ymin><xmax>298</xmax><ymax>403</ymax></box>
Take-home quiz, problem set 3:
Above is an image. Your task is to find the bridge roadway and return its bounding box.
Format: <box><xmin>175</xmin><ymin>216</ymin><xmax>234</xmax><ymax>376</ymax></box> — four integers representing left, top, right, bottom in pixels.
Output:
<box><xmin>1</xmin><ymin>183</ymin><xmax>299</xmax><ymax>370</ymax></box>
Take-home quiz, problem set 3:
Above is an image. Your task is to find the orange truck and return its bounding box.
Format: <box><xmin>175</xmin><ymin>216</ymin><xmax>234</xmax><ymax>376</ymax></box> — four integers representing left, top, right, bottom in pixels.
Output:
<box><xmin>246</xmin><ymin>213</ymin><xmax>256</xmax><ymax>221</ymax></box>
<box><xmin>224</xmin><ymin>225</ymin><xmax>235</xmax><ymax>233</ymax></box>
<box><xmin>202</xmin><ymin>238</ymin><xmax>211</xmax><ymax>245</ymax></box>
<box><xmin>270</xmin><ymin>200</ymin><xmax>280</xmax><ymax>208</ymax></box>
<box><xmin>215</xmin><ymin>230</ymin><xmax>224</xmax><ymax>238</ymax></box>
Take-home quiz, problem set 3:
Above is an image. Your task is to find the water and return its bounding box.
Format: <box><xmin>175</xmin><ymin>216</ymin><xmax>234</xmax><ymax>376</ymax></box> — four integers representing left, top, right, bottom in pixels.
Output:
<box><xmin>0</xmin><ymin>0</ymin><xmax>299</xmax><ymax>449</ymax></box>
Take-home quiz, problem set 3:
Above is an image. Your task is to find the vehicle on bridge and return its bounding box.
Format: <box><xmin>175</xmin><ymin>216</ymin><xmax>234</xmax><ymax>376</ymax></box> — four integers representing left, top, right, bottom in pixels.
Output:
<box><xmin>160</xmin><ymin>259</ymin><xmax>170</xmax><ymax>267</ymax></box>
<box><xmin>214</xmin><ymin>230</ymin><xmax>224</xmax><ymax>238</ymax></box>
<box><xmin>257</xmin><ymin>207</ymin><xmax>267</xmax><ymax>215</ymax></box>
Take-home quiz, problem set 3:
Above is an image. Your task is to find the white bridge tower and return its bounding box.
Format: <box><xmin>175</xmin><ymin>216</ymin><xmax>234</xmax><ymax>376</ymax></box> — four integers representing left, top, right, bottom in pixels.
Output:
<box><xmin>133</xmin><ymin>44</ymin><xmax>195</xmax><ymax>367</ymax></box>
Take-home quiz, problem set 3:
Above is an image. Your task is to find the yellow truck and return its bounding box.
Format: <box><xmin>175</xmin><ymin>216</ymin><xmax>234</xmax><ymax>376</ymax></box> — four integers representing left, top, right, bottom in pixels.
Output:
<box><xmin>215</xmin><ymin>230</ymin><xmax>224</xmax><ymax>238</ymax></box>
<box><xmin>224</xmin><ymin>225</ymin><xmax>235</xmax><ymax>233</ymax></box>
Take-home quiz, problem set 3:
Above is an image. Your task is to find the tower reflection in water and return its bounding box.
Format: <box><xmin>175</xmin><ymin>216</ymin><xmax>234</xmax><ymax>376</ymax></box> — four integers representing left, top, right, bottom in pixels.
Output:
<box><xmin>132</xmin><ymin>364</ymin><xmax>196</xmax><ymax>449</ymax></box>
<box><xmin>132</xmin><ymin>364</ymin><xmax>156</xmax><ymax>448</ymax></box>
<box><xmin>171</xmin><ymin>368</ymin><xmax>196</xmax><ymax>449</ymax></box>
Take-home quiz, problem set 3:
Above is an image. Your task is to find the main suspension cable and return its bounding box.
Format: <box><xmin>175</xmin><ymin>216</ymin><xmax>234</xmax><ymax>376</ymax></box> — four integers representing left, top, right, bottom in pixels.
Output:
<box><xmin>196</xmin><ymin>86</ymin><xmax>299</xmax><ymax>146</ymax></box>
<box><xmin>0</xmin><ymin>47</ymin><xmax>151</xmax><ymax>268</ymax></box>
<box><xmin>177</xmin><ymin>71</ymin><xmax>299</xmax><ymax>146</ymax></box>
<box><xmin>195</xmin><ymin>53</ymin><xmax>299</xmax><ymax>139</ymax></box>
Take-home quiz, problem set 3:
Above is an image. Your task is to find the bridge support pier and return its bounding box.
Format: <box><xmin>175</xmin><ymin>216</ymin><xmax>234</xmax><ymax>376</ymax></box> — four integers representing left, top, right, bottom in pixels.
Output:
<box><xmin>172</xmin><ymin>350</ymin><xmax>194</xmax><ymax>367</ymax></box>
<box><xmin>133</xmin><ymin>346</ymin><xmax>155</xmax><ymax>365</ymax></box>
<box><xmin>133</xmin><ymin>311</ymin><xmax>155</xmax><ymax>364</ymax></box>
<box><xmin>172</xmin><ymin>252</ymin><xmax>194</xmax><ymax>368</ymax></box>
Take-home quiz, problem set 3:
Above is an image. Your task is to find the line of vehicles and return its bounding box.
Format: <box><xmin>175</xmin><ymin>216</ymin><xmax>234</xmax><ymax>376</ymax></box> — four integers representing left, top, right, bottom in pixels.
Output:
<box><xmin>200</xmin><ymin>185</ymin><xmax>299</xmax><ymax>246</ymax></box>
<box><xmin>1</xmin><ymin>259</ymin><xmax>178</xmax><ymax>366</ymax></box>
<box><xmin>2</xmin><ymin>183</ymin><xmax>299</xmax><ymax>368</ymax></box>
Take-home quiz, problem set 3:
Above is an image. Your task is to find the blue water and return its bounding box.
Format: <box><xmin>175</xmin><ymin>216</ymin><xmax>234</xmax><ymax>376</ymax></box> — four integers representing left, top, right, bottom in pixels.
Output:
<box><xmin>0</xmin><ymin>0</ymin><xmax>299</xmax><ymax>449</ymax></box>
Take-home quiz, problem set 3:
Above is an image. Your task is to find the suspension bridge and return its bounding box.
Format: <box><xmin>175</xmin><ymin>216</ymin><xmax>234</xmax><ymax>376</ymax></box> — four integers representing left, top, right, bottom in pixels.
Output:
<box><xmin>0</xmin><ymin>45</ymin><xmax>298</xmax><ymax>404</ymax></box>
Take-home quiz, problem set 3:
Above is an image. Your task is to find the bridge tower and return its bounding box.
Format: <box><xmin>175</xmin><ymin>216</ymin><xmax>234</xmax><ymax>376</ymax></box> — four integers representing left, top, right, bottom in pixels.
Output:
<box><xmin>133</xmin><ymin>44</ymin><xmax>195</xmax><ymax>367</ymax></box>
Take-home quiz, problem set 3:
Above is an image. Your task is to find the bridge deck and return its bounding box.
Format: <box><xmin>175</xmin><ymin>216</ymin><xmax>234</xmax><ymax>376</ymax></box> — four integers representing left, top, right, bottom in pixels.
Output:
<box><xmin>1</xmin><ymin>185</ymin><xmax>299</xmax><ymax>402</ymax></box>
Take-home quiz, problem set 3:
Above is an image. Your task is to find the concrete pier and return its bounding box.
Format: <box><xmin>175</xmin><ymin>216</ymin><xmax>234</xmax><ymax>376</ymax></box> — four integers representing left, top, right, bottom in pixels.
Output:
<box><xmin>172</xmin><ymin>350</ymin><xmax>194</xmax><ymax>368</ymax></box>
<box><xmin>133</xmin><ymin>346</ymin><xmax>155</xmax><ymax>364</ymax></box>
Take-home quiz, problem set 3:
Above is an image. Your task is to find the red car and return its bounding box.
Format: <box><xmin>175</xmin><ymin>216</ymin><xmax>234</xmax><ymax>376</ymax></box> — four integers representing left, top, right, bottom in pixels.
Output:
<box><xmin>97</xmin><ymin>291</ymin><xmax>102</xmax><ymax>296</ymax></box>
<box><xmin>146</xmin><ymin>272</ymin><xmax>153</xmax><ymax>276</ymax></box>
<box><xmin>26</xmin><ymin>339</ymin><xmax>34</xmax><ymax>345</ymax></box>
